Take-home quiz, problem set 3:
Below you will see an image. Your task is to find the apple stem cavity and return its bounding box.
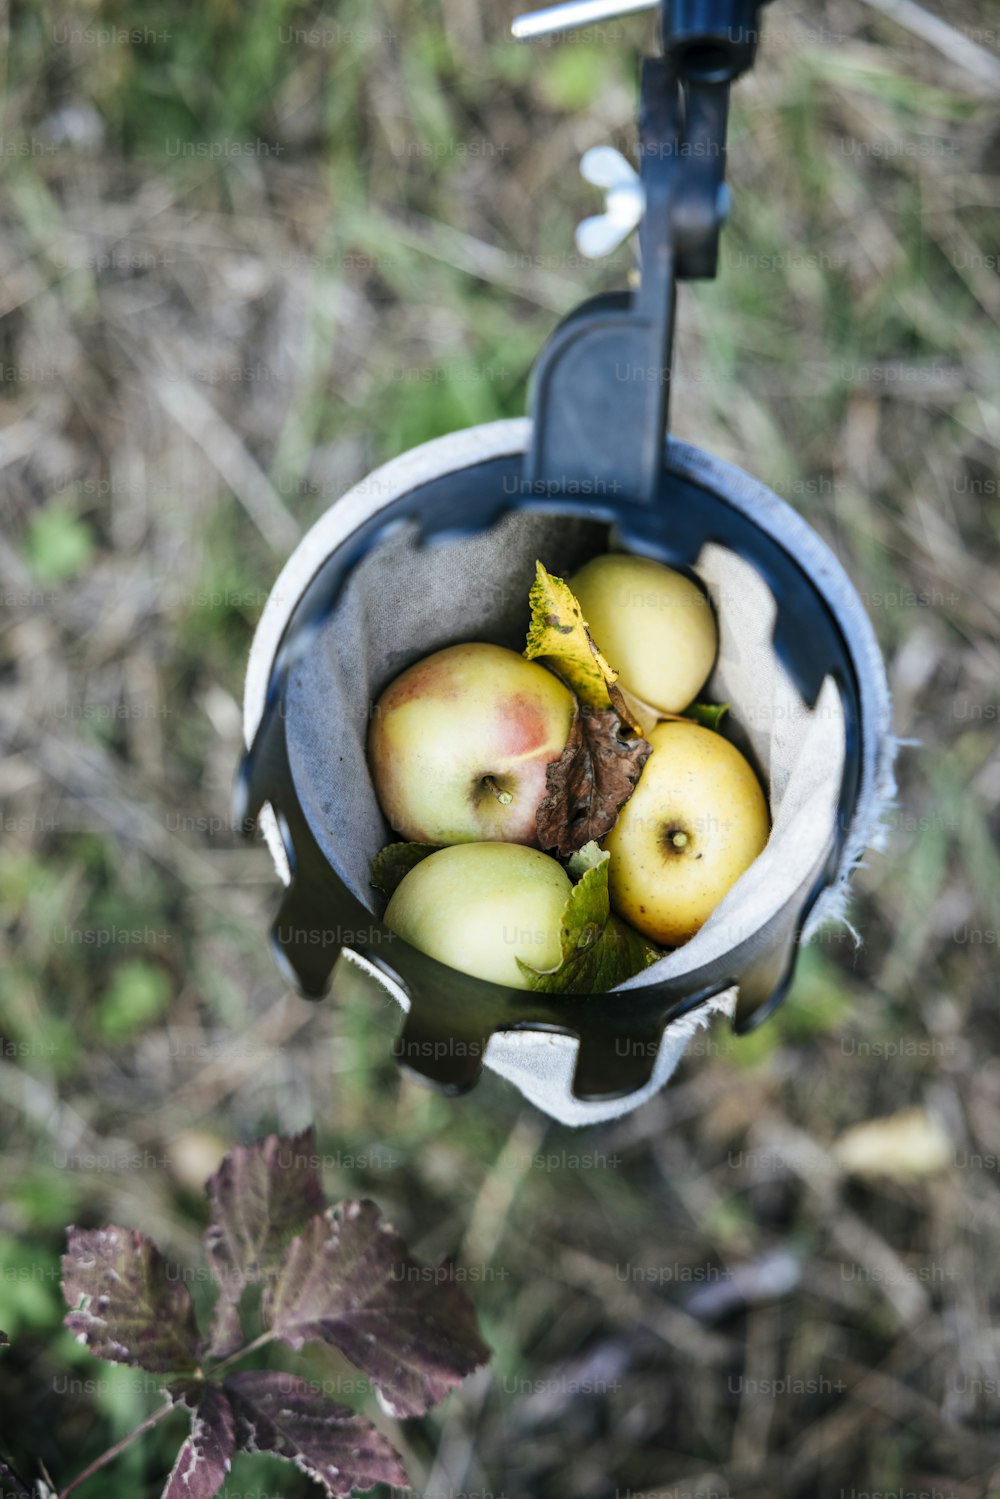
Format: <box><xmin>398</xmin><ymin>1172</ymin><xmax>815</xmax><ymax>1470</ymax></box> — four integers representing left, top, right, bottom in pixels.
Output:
<box><xmin>670</xmin><ymin>831</ymin><xmax>689</xmax><ymax>850</ymax></box>
<box><xmin>482</xmin><ymin>775</ymin><xmax>513</xmax><ymax>806</ymax></box>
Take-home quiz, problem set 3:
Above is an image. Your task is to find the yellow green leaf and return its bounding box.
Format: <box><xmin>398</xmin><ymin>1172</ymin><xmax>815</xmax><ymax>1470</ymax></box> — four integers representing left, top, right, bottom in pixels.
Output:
<box><xmin>518</xmin><ymin>846</ymin><xmax>659</xmax><ymax>995</ymax></box>
<box><xmin>524</xmin><ymin>561</ymin><xmax>642</xmax><ymax>732</ymax></box>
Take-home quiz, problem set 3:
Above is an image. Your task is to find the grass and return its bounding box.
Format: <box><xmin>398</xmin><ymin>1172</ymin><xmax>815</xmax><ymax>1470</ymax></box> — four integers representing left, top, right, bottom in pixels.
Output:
<box><xmin>1</xmin><ymin>0</ymin><xmax>1000</xmax><ymax>1495</ymax></box>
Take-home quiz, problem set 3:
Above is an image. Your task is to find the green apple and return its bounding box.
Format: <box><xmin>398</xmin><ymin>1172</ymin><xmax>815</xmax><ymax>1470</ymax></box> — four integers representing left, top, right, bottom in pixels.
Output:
<box><xmin>602</xmin><ymin>719</ymin><xmax>769</xmax><ymax>947</ymax></box>
<box><xmin>368</xmin><ymin>642</ymin><xmax>575</xmax><ymax>845</ymax></box>
<box><xmin>384</xmin><ymin>842</ymin><xmax>572</xmax><ymax>988</ymax></box>
<box><xmin>569</xmin><ymin>552</ymin><xmax>717</xmax><ymax>714</ymax></box>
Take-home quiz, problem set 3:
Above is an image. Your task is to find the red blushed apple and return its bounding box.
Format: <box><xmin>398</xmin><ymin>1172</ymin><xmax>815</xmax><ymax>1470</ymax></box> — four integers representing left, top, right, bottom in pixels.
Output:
<box><xmin>367</xmin><ymin>642</ymin><xmax>575</xmax><ymax>846</ymax></box>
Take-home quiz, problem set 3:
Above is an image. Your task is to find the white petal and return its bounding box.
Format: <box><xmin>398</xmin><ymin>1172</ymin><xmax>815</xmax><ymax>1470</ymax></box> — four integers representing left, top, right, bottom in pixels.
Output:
<box><xmin>580</xmin><ymin>144</ymin><xmax>637</xmax><ymax>190</ymax></box>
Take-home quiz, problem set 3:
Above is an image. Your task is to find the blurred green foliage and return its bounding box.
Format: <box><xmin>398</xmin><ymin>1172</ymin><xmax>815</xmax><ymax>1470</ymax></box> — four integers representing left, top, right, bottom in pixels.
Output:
<box><xmin>1</xmin><ymin>0</ymin><xmax>998</xmax><ymax>1494</ymax></box>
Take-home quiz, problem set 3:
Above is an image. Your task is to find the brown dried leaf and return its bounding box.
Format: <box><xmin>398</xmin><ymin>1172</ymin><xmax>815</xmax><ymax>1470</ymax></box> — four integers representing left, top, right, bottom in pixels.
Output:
<box><xmin>536</xmin><ymin>706</ymin><xmax>651</xmax><ymax>858</ymax></box>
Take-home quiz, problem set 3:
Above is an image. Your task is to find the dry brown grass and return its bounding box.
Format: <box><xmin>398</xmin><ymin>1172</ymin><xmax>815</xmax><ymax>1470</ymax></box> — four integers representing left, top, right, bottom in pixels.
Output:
<box><xmin>1</xmin><ymin>1</ymin><xmax>999</xmax><ymax>1495</ymax></box>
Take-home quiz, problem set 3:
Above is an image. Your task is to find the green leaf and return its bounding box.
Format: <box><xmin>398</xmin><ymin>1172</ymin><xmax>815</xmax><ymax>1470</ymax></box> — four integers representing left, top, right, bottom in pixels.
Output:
<box><xmin>0</xmin><ymin>1240</ymin><xmax>60</xmax><ymax>1335</ymax></box>
<box><xmin>25</xmin><ymin>502</ymin><xmax>94</xmax><ymax>584</ymax></box>
<box><xmin>525</xmin><ymin>561</ymin><xmax>643</xmax><ymax>732</ymax></box>
<box><xmin>540</xmin><ymin>46</ymin><xmax>613</xmax><ymax>112</ymax></box>
<box><xmin>98</xmin><ymin>961</ymin><xmax>171</xmax><ymax>1042</ymax></box>
<box><xmin>684</xmin><ymin>701</ymin><xmax>729</xmax><ymax>730</ymax></box>
<box><xmin>519</xmin><ymin>848</ymin><xmax>659</xmax><ymax>995</ymax></box>
<box><xmin>370</xmin><ymin>842</ymin><xmax>441</xmax><ymax>898</ymax></box>
<box><xmin>566</xmin><ymin>839</ymin><xmax>607</xmax><ymax>880</ymax></box>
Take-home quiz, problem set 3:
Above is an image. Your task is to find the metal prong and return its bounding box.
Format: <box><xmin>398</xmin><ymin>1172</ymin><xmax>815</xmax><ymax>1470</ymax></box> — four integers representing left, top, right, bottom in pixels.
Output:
<box><xmin>512</xmin><ymin>0</ymin><xmax>658</xmax><ymax>41</ymax></box>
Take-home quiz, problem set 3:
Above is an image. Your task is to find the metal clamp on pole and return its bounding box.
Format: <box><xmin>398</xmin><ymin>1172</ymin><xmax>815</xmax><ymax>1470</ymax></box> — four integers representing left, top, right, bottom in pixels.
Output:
<box><xmin>517</xmin><ymin>0</ymin><xmax>771</xmax><ymax>505</ymax></box>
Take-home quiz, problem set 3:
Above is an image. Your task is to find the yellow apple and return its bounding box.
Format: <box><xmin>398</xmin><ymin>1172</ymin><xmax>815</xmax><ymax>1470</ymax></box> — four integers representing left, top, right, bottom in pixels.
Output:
<box><xmin>602</xmin><ymin>720</ymin><xmax>769</xmax><ymax>946</ymax></box>
<box><xmin>569</xmin><ymin>552</ymin><xmax>717</xmax><ymax>714</ymax></box>
<box><xmin>384</xmin><ymin>842</ymin><xmax>572</xmax><ymax>988</ymax></box>
<box><xmin>368</xmin><ymin>642</ymin><xmax>574</xmax><ymax>846</ymax></box>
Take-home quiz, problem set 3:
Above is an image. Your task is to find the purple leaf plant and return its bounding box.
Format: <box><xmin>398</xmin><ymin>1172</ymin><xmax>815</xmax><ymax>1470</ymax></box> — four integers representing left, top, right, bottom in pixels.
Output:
<box><xmin>0</xmin><ymin>1128</ymin><xmax>490</xmax><ymax>1499</ymax></box>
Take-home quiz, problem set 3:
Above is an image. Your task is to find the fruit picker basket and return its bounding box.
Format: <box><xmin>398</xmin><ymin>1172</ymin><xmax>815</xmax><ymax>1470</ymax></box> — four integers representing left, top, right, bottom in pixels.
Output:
<box><xmin>237</xmin><ymin>0</ymin><xmax>896</xmax><ymax>1125</ymax></box>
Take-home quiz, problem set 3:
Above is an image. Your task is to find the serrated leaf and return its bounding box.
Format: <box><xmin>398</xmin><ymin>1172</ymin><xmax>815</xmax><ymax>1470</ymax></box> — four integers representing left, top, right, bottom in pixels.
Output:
<box><xmin>525</xmin><ymin>561</ymin><xmax>642</xmax><ymax>732</ymax></box>
<box><xmin>226</xmin><ymin>1370</ymin><xmax>407</xmax><ymax>1498</ymax></box>
<box><xmin>264</xmin><ymin>1201</ymin><xmax>490</xmax><ymax>1418</ymax></box>
<box><xmin>684</xmin><ymin>701</ymin><xmax>729</xmax><ymax>730</ymax></box>
<box><xmin>163</xmin><ymin>1384</ymin><xmax>235</xmax><ymax>1499</ymax></box>
<box><xmin>536</xmin><ymin>705</ymin><xmax>651</xmax><ymax>858</ymax></box>
<box><xmin>62</xmin><ymin>1226</ymin><xmax>199</xmax><ymax>1375</ymax></box>
<box><xmin>204</xmin><ymin>1128</ymin><xmax>326</xmax><ymax>1358</ymax></box>
<box><xmin>566</xmin><ymin>839</ymin><xmax>606</xmax><ymax>880</ymax></box>
<box><xmin>519</xmin><ymin>847</ymin><xmax>659</xmax><ymax>994</ymax></box>
<box><xmin>370</xmin><ymin>842</ymin><xmax>440</xmax><ymax>899</ymax></box>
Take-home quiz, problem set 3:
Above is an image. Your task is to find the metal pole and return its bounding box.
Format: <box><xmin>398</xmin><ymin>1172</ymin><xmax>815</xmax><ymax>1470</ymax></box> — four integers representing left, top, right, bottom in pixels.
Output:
<box><xmin>512</xmin><ymin>0</ymin><xmax>658</xmax><ymax>41</ymax></box>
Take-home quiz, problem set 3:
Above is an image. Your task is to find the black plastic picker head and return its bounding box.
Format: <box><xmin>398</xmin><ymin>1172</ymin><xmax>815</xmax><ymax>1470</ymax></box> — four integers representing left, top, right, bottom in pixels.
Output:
<box><xmin>236</xmin><ymin>0</ymin><xmax>874</xmax><ymax>1105</ymax></box>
